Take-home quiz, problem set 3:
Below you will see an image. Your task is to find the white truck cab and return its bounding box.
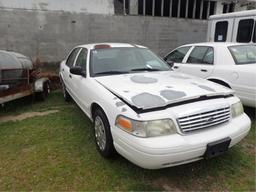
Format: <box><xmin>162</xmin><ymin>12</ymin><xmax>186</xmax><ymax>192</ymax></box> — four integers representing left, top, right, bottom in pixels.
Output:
<box><xmin>207</xmin><ymin>10</ymin><xmax>256</xmax><ymax>43</ymax></box>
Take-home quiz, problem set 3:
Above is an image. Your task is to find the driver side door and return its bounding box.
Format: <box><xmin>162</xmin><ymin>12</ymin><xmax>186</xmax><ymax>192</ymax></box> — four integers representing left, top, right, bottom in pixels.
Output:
<box><xmin>70</xmin><ymin>48</ymin><xmax>91</xmax><ymax>114</ymax></box>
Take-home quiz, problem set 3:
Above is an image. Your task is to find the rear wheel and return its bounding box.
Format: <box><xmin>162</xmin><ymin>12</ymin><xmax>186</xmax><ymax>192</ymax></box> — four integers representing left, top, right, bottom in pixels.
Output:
<box><xmin>93</xmin><ymin>109</ymin><xmax>115</xmax><ymax>158</ymax></box>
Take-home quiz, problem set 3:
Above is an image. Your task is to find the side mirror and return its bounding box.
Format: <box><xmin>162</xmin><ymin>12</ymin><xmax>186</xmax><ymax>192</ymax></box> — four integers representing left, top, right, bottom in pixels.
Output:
<box><xmin>70</xmin><ymin>66</ymin><xmax>85</xmax><ymax>76</ymax></box>
<box><xmin>166</xmin><ymin>60</ymin><xmax>174</xmax><ymax>68</ymax></box>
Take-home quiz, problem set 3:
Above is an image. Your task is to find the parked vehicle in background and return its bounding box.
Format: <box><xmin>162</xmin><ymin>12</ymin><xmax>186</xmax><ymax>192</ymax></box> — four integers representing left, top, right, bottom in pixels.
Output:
<box><xmin>164</xmin><ymin>42</ymin><xmax>256</xmax><ymax>108</ymax></box>
<box><xmin>0</xmin><ymin>50</ymin><xmax>50</xmax><ymax>105</ymax></box>
<box><xmin>60</xmin><ymin>43</ymin><xmax>251</xmax><ymax>169</ymax></box>
<box><xmin>207</xmin><ymin>10</ymin><xmax>256</xmax><ymax>43</ymax></box>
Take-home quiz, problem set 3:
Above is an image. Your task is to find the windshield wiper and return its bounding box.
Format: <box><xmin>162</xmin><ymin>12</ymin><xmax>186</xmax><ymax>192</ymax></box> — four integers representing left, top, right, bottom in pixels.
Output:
<box><xmin>130</xmin><ymin>68</ymin><xmax>161</xmax><ymax>72</ymax></box>
<box><xmin>94</xmin><ymin>71</ymin><xmax>129</xmax><ymax>76</ymax></box>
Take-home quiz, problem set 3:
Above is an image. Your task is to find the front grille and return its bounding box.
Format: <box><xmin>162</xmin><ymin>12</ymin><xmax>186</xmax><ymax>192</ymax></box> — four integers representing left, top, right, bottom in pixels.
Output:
<box><xmin>178</xmin><ymin>107</ymin><xmax>230</xmax><ymax>133</ymax></box>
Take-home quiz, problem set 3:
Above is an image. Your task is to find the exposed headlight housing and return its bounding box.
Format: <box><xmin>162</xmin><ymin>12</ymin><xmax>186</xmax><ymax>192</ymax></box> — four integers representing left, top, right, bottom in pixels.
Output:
<box><xmin>115</xmin><ymin>115</ymin><xmax>177</xmax><ymax>137</ymax></box>
<box><xmin>231</xmin><ymin>101</ymin><xmax>244</xmax><ymax>118</ymax></box>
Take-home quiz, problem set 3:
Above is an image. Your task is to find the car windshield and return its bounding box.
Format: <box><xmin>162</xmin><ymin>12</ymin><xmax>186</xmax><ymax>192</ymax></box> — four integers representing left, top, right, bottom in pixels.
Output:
<box><xmin>90</xmin><ymin>47</ymin><xmax>170</xmax><ymax>76</ymax></box>
<box><xmin>228</xmin><ymin>45</ymin><xmax>256</xmax><ymax>65</ymax></box>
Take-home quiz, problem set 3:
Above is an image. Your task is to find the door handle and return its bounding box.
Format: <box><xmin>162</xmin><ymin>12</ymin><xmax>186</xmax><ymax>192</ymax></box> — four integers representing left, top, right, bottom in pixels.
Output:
<box><xmin>201</xmin><ymin>69</ymin><xmax>207</xmax><ymax>72</ymax></box>
<box><xmin>173</xmin><ymin>66</ymin><xmax>179</xmax><ymax>69</ymax></box>
<box><xmin>69</xmin><ymin>74</ymin><xmax>72</xmax><ymax>78</ymax></box>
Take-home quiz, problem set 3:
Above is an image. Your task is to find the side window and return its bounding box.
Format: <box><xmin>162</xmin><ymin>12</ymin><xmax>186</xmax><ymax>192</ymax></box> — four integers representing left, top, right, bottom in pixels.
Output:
<box><xmin>214</xmin><ymin>21</ymin><xmax>228</xmax><ymax>42</ymax></box>
<box><xmin>253</xmin><ymin>21</ymin><xmax>256</xmax><ymax>43</ymax></box>
<box><xmin>66</xmin><ymin>48</ymin><xmax>81</xmax><ymax>67</ymax></box>
<box><xmin>187</xmin><ymin>46</ymin><xmax>214</xmax><ymax>64</ymax></box>
<box><xmin>202</xmin><ymin>48</ymin><xmax>214</xmax><ymax>64</ymax></box>
<box><xmin>75</xmin><ymin>48</ymin><xmax>88</xmax><ymax>71</ymax></box>
<box><xmin>237</xmin><ymin>19</ymin><xmax>254</xmax><ymax>43</ymax></box>
<box><xmin>165</xmin><ymin>46</ymin><xmax>191</xmax><ymax>63</ymax></box>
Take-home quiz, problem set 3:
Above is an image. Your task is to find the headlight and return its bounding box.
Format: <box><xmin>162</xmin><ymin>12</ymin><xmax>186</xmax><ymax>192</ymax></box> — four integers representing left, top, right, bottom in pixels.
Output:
<box><xmin>115</xmin><ymin>115</ymin><xmax>177</xmax><ymax>137</ymax></box>
<box><xmin>231</xmin><ymin>101</ymin><xmax>244</xmax><ymax>118</ymax></box>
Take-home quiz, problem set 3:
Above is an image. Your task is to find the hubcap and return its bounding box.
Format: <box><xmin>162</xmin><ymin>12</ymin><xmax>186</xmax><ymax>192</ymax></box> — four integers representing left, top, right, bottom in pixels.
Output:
<box><xmin>94</xmin><ymin>116</ymin><xmax>106</xmax><ymax>151</ymax></box>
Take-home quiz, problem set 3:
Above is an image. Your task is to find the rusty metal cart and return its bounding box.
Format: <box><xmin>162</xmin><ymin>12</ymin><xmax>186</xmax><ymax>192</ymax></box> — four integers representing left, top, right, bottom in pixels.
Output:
<box><xmin>0</xmin><ymin>51</ymin><xmax>50</xmax><ymax>106</ymax></box>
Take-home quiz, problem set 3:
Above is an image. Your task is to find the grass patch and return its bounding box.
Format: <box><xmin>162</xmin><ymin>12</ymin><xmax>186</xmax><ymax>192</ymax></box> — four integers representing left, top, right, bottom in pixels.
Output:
<box><xmin>0</xmin><ymin>91</ymin><xmax>255</xmax><ymax>191</ymax></box>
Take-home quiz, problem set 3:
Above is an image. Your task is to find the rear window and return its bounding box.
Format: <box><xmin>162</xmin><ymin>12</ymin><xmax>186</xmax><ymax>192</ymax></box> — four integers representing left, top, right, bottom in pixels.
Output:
<box><xmin>228</xmin><ymin>45</ymin><xmax>256</xmax><ymax>65</ymax></box>
<box><xmin>214</xmin><ymin>21</ymin><xmax>228</xmax><ymax>42</ymax></box>
<box><xmin>236</xmin><ymin>19</ymin><xmax>254</xmax><ymax>43</ymax></box>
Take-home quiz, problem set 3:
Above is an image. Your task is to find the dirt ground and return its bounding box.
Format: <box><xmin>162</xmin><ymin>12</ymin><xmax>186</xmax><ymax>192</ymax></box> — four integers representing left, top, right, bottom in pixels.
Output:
<box><xmin>0</xmin><ymin>110</ymin><xmax>59</xmax><ymax>123</ymax></box>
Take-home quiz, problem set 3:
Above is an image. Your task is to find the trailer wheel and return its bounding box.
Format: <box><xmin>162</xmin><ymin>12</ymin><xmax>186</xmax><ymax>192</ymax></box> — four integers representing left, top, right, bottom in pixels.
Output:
<box><xmin>37</xmin><ymin>81</ymin><xmax>50</xmax><ymax>101</ymax></box>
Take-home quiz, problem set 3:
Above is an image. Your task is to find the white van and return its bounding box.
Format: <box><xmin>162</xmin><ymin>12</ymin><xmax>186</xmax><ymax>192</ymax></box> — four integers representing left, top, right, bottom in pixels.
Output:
<box><xmin>207</xmin><ymin>10</ymin><xmax>256</xmax><ymax>43</ymax></box>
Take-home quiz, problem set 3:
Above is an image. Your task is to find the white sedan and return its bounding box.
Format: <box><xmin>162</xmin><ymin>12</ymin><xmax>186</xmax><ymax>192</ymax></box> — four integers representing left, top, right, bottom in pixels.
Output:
<box><xmin>164</xmin><ymin>43</ymin><xmax>256</xmax><ymax>108</ymax></box>
<box><xmin>60</xmin><ymin>43</ymin><xmax>251</xmax><ymax>169</ymax></box>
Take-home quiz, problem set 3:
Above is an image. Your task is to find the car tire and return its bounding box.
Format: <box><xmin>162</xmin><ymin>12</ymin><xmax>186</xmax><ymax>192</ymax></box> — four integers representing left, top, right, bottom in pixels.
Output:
<box><xmin>36</xmin><ymin>81</ymin><xmax>50</xmax><ymax>101</ymax></box>
<box><xmin>62</xmin><ymin>82</ymin><xmax>71</xmax><ymax>102</ymax></box>
<box><xmin>93</xmin><ymin>109</ymin><xmax>115</xmax><ymax>158</ymax></box>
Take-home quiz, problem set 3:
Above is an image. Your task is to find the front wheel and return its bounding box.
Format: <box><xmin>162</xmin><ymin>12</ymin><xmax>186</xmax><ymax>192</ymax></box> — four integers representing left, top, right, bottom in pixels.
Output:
<box><xmin>93</xmin><ymin>109</ymin><xmax>115</xmax><ymax>158</ymax></box>
<box><xmin>61</xmin><ymin>81</ymin><xmax>71</xmax><ymax>102</ymax></box>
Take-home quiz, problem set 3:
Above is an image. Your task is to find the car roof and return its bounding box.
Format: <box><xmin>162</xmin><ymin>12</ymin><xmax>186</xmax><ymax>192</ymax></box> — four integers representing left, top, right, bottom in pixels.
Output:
<box><xmin>75</xmin><ymin>43</ymin><xmax>147</xmax><ymax>50</ymax></box>
<box><xmin>179</xmin><ymin>42</ymin><xmax>251</xmax><ymax>48</ymax></box>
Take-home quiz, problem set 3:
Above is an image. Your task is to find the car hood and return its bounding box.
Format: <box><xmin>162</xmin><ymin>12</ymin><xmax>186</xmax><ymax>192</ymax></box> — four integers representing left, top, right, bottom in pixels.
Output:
<box><xmin>95</xmin><ymin>71</ymin><xmax>234</xmax><ymax>110</ymax></box>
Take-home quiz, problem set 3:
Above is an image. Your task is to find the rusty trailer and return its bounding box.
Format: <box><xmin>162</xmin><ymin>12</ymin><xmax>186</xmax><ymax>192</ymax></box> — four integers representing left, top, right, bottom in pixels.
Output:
<box><xmin>0</xmin><ymin>51</ymin><xmax>50</xmax><ymax>106</ymax></box>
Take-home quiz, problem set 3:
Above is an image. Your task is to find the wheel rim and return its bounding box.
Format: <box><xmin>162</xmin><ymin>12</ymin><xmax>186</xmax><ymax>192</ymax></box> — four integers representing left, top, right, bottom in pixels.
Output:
<box><xmin>94</xmin><ymin>116</ymin><xmax>106</xmax><ymax>151</ymax></box>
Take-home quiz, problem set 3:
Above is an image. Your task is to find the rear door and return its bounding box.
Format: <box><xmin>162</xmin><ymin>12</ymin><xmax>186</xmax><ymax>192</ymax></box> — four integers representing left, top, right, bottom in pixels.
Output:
<box><xmin>178</xmin><ymin>46</ymin><xmax>215</xmax><ymax>79</ymax></box>
<box><xmin>70</xmin><ymin>48</ymin><xmax>91</xmax><ymax>114</ymax></box>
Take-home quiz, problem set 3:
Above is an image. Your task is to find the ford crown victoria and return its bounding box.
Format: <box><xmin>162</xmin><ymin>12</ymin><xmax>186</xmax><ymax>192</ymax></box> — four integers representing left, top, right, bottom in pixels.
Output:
<box><xmin>59</xmin><ymin>43</ymin><xmax>251</xmax><ymax>169</ymax></box>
